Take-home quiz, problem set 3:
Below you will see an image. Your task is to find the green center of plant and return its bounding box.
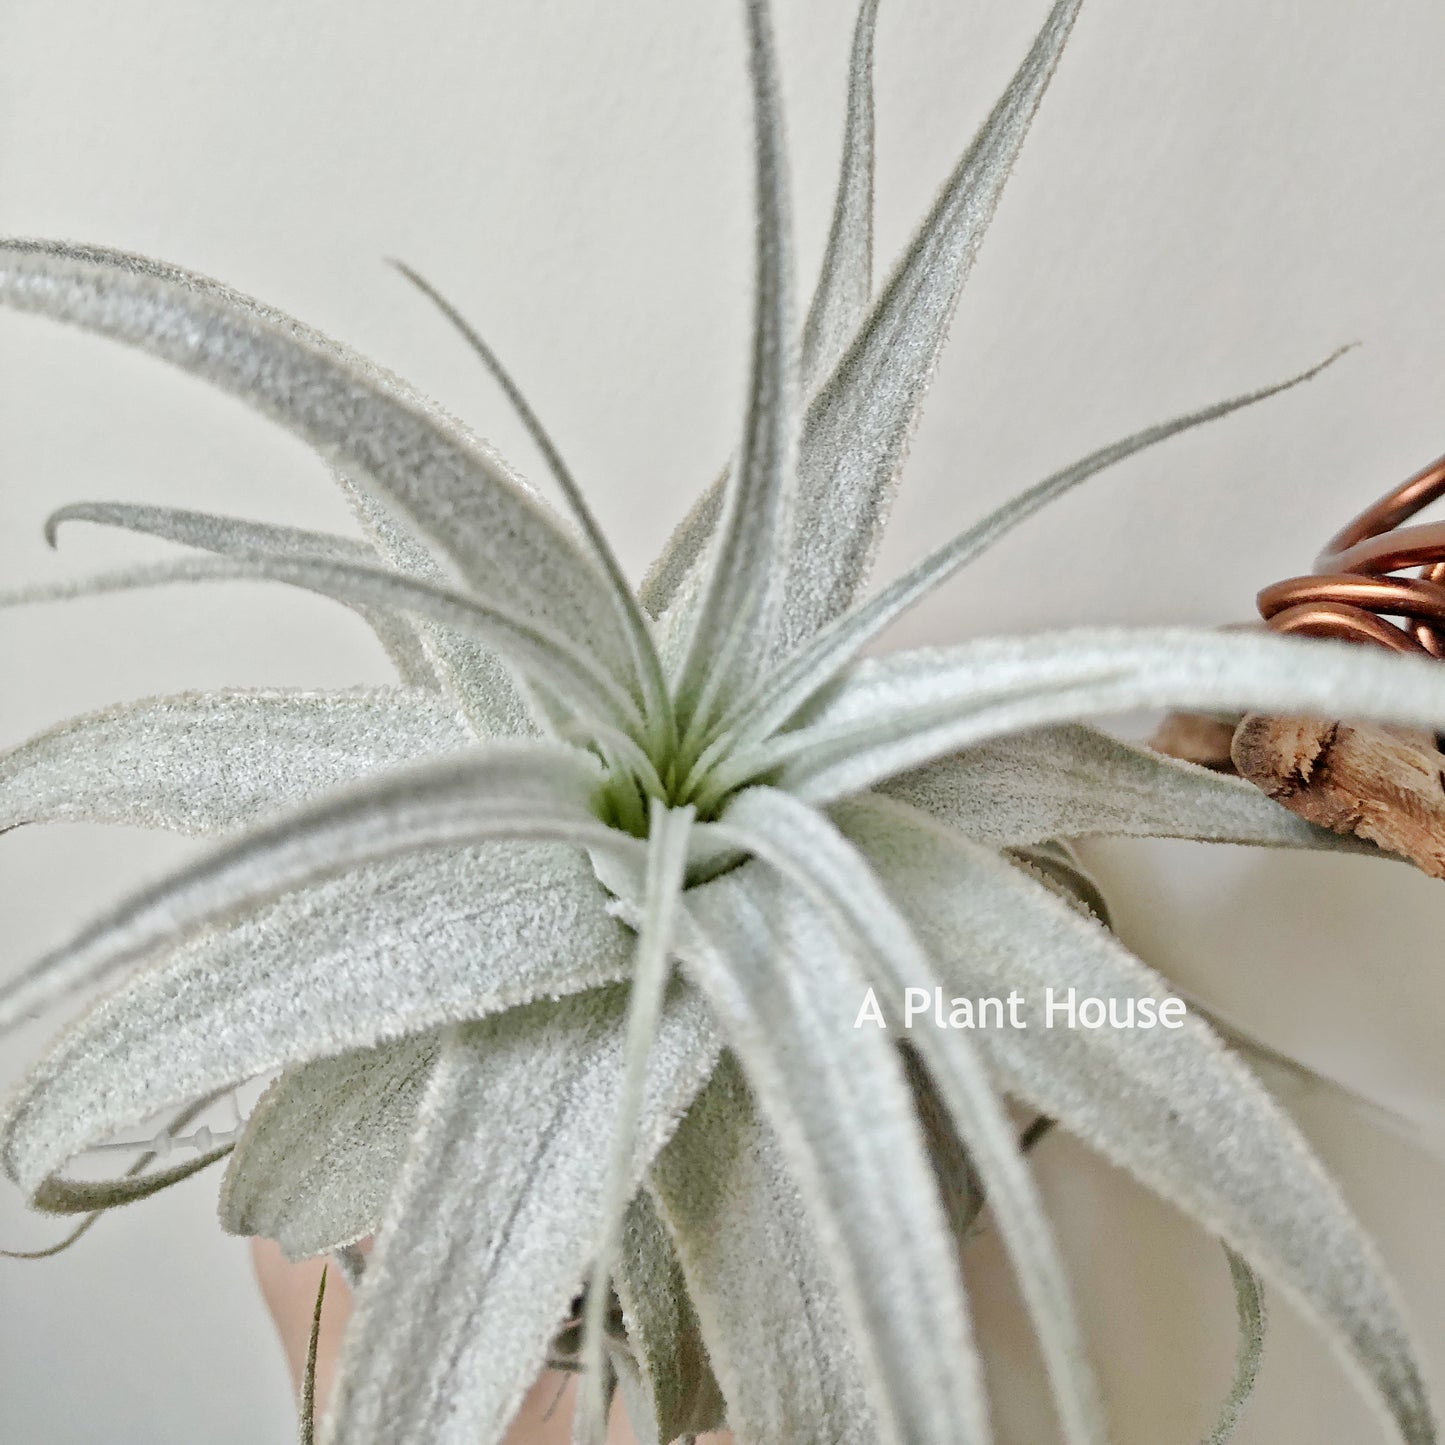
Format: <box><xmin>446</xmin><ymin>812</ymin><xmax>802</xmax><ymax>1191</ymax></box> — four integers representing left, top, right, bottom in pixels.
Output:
<box><xmin>590</xmin><ymin>707</ymin><xmax>749</xmax><ymax>838</ymax></box>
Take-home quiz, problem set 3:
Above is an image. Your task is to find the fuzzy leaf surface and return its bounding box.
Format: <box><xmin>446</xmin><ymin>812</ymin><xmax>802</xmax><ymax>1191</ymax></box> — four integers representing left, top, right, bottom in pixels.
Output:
<box><xmin>649</xmin><ymin>1052</ymin><xmax>875</xmax><ymax>1445</ymax></box>
<box><xmin>638</xmin><ymin>0</ymin><xmax>879</xmax><ymax>633</ymax></box>
<box><xmin>0</xmin><ymin>240</ymin><xmax>637</xmax><ymax>681</ymax></box>
<box><xmin>676</xmin><ymin>866</ymin><xmax>987</xmax><ymax>1445</ymax></box>
<box><xmin>1</xmin><ymin>841</ymin><xmax>633</xmax><ymax>1201</ymax></box>
<box><xmin>764</xmin><ymin>627</ymin><xmax>1445</xmax><ymax>805</ymax></box>
<box><xmin>219</xmin><ymin>1035</ymin><xmax>438</xmax><ymax>1259</ymax></box>
<box><xmin>579</xmin><ymin>802</ymin><xmax>694</xmax><ymax>1444</ymax></box>
<box><xmin>0</xmin><ymin>688</ymin><xmax>468</xmax><ymax>836</ymax></box>
<box><xmin>388</xmin><ymin>262</ymin><xmax>673</xmax><ymax>738</ymax></box>
<box><xmin>774</xmin><ymin>0</ymin><xmax>1082</xmax><ymax>655</ymax></box>
<box><xmin>331</xmin><ymin>470</ymin><xmax>533</xmax><ymax>736</ymax></box>
<box><xmin>1206</xmin><ymin>1249</ymin><xmax>1267</xmax><ymax>1445</ymax></box>
<box><xmin>675</xmin><ymin>0</ymin><xmax>796</xmax><ymax>724</ymax></box>
<box><xmin>48</xmin><ymin>499</ymin><xmax>439</xmax><ymax>687</ymax></box>
<box><xmin>799</xmin><ymin>0</ymin><xmax>879</xmax><ymax>389</ymax></box>
<box><xmin>838</xmin><ymin>795</ymin><xmax>1435</xmax><ymax>1445</ymax></box>
<box><xmin>0</xmin><ymin>552</ymin><xmax>637</xmax><ymax>731</ymax></box>
<box><xmin>880</xmin><ymin>721</ymin><xmax>1369</xmax><ymax>851</ymax></box>
<box><xmin>715</xmin><ymin>787</ymin><xmax>1102</xmax><ymax>1445</ymax></box>
<box><xmin>611</xmin><ymin>1187</ymin><xmax>727</xmax><ymax>1442</ymax></box>
<box><xmin>726</xmin><ymin>351</ymin><xmax>1347</xmax><ymax>745</ymax></box>
<box><xmin>323</xmin><ymin>984</ymin><xmax>719</xmax><ymax>1445</ymax></box>
<box><xmin>0</xmin><ymin>741</ymin><xmax>616</xmax><ymax>1032</ymax></box>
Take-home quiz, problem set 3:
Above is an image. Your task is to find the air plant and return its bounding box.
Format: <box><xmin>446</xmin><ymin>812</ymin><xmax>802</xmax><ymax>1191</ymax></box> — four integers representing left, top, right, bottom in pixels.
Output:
<box><xmin>1</xmin><ymin>1</ymin><xmax>1441</xmax><ymax>1442</ymax></box>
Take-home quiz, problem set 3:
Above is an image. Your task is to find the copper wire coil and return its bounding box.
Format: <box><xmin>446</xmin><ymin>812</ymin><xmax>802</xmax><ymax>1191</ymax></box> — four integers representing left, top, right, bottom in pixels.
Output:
<box><xmin>1257</xmin><ymin>452</ymin><xmax>1445</xmax><ymax>657</ymax></box>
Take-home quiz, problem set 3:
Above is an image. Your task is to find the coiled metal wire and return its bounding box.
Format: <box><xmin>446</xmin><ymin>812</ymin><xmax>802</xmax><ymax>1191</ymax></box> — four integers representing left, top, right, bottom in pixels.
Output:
<box><xmin>1258</xmin><ymin>452</ymin><xmax>1445</xmax><ymax>655</ymax></box>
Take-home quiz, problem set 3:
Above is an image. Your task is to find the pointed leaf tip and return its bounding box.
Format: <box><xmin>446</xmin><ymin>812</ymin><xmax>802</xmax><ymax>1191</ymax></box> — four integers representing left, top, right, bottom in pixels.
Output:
<box><xmin>674</xmin><ymin>0</ymin><xmax>797</xmax><ymax>734</ymax></box>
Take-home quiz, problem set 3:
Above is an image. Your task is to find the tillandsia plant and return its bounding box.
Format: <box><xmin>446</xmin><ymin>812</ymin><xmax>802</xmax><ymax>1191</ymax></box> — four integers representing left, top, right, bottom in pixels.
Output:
<box><xmin>3</xmin><ymin>1</ymin><xmax>1445</xmax><ymax>1441</ymax></box>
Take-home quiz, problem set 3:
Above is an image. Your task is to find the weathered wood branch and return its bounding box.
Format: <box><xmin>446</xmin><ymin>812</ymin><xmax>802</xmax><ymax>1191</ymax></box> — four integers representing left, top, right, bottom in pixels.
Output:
<box><xmin>1230</xmin><ymin>715</ymin><xmax>1445</xmax><ymax>878</ymax></box>
<box><xmin>1151</xmin><ymin>706</ymin><xmax>1445</xmax><ymax>878</ymax></box>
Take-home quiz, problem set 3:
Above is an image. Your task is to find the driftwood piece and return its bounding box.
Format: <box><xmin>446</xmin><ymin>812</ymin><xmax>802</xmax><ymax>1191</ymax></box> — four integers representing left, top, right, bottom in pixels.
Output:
<box><xmin>1230</xmin><ymin>715</ymin><xmax>1445</xmax><ymax>878</ymax></box>
<box><xmin>1149</xmin><ymin>707</ymin><xmax>1445</xmax><ymax>879</ymax></box>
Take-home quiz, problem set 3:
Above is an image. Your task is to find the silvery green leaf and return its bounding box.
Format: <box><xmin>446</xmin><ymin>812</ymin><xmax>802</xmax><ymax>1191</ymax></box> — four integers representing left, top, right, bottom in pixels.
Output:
<box><xmin>899</xmin><ymin>1037</ymin><xmax>987</xmax><ymax>1241</ymax></box>
<box><xmin>0</xmin><ymin>1214</ymin><xmax>99</xmax><ymax>1261</ymax></box>
<box><xmin>726</xmin><ymin>352</ymin><xmax>1347</xmax><ymax>742</ymax></box>
<box><xmin>331</xmin><ymin>1243</ymin><xmax>367</xmax><ymax>1292</ymax></box>
<box><xmin>45</xmin><ymin>499</ymin><xmax>440</xmax><ymax>688</ymax></box>
<box><xmin>637</xmin><ymin>469</ymin><xmax>725</xmax><ymax>624</ymax></box>
<box><xmin>1003</xmin><ymin>839</ymin><xmax>1112</xmax><ymax>924</ymax></box>
<box><xmin>881</xmin><ymin>722</ymin><xmax>1366</xmax><ymax>852</ymax></box>
<box><xmin>0</xmin><ymin>552</ymin><xmax>637</xmax><ymax>733</ymax></box>
<box><xmin>757</xmin><ymin>626</ymin><xmax>1445</xmax><ymax>806</ymax></box>
<box><xmin>646</xmin><ymin>0</ymin><xmax>1081</xmax><ymax>660</ymax></box>
<box><xmin>218</xmin><ymin>1035</ymin><xmax>438</xmax><ymax>1259</ymax></box>
<box><xmin>611</xmin><ymin>1189</ymin><xmax>726</xmax><ymax>1442</ymax></box>
<box><xmin>674</xmin><ymin>0</ymin><xmax>796</xmax><ymax>730</ymax></box>
<box><xmin>0</xmin><ymin>240</ymin><xmax>639</xmax><ymax>685</ymax></box>
<box><xmin>714</xmin><ymin>787</ymin><xmax>1103</xmax><ymax>1445</ymax></box>
<box><xmin>676</xmin><ymin>866</ymin><xmax>988</xmax><ymax>1445</ymax></box>
<box><xmin>1190</xmin><ymin>997</ymin><xmax>1429</xmax><ymax>1153</ymax></box>
<box><xmin>331</xmin><ymin>470</ymin><xmax>533</xmax><ymax>737</ymax></box>
<box><xmin>640</xmin><ymin>0</ymin><xmax>878</xmax><ymax>628</ymax></box>
<box><xmin>648</xmin><ymin>1052</ymin><xmax>875</xmax><ymax>1445</ymax></box>
<box><xmin>1206</xmin><ymin>1248</ymin><xmax>1266</xmax><ymax>1445</ymax></box>
<box><xmin>0</xmin><ymin>740</ymin><xmax>617</xmax><ymax>1034</ymax></box>
<box><xmin>578</xmin><ymin>802</ymin><xmax>693</xmax><ymax>1444</ymax></box>
<box><xmin>837</xmin><ymin>795</ymin><xmax>1434</xmax><ymax>1445</ymax></box>
<box><xmin>651</xmin><ymin>551</ymin><xmax>711</xmax><ymax>687</ymax></box>
<box><xmin>607</xmin><ymin>1348</ymin><xmax>658</xmax><ymax>1445</ymax></box>
<box><xmin>4</xmin><ymin>6</ymin><xmax>1436</xmax><ymax>1439</ymax></box>
<box><xmin>0</xmin><ymin>687</ymin><xmax>468</xmax><ymax>835</ymax></box>
<box><xmin>1020</xmin><ymin>835</ymin><xmax>1412</xmax><ymax>1150</ymax></box>
<box><xmin>32</xmin><ymin>1147</ymin><xmax>232</xmax><ymax>1216</ymax></box>
<box><xmin>322</xmin><ymin>984</ymin><xmax>719</xmax><ymax>1445</ymax></box>
<box><xmin>389</xmin><ymin>262</ymin><xmax>673</xmax><ymax>741</ymax></box>
<box><xmin>775</xmin><ymin>0</ymin><xmax>1082</xmax><ymax>656</ymax></box>
<box><xmin>799</xmin><ymin>0</ymin><xmax>879</xmax><ymax>389</ymax></box>
<box><xmin>47</xmin><ymin>498</ymin><xmax>378</xmax><ymax>563</ymax></box>
<box><xmin>1</xmin><ymin>840</ymin><xmax>634</xmax><ymax>1207</ymax></box>
<box><xmin>2</xmin><ymin>1093</ymin><xmax>230</xmax><ymax>1248</ymax></box>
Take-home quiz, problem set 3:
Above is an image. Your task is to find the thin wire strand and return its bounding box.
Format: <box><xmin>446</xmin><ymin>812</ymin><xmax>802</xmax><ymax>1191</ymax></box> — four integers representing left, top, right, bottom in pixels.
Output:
<box><xmin>1258</xmin><ymin>451</ymin><xmax>1445</xmax><ymax>658</ymax></box>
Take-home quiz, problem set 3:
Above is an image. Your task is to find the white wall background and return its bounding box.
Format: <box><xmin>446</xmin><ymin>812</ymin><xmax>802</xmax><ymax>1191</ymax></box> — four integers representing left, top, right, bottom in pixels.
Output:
<box><xmin>2</xmin><ymin>1</ymin><xmax>1444</xmax><ymax>1440</ymax></box>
